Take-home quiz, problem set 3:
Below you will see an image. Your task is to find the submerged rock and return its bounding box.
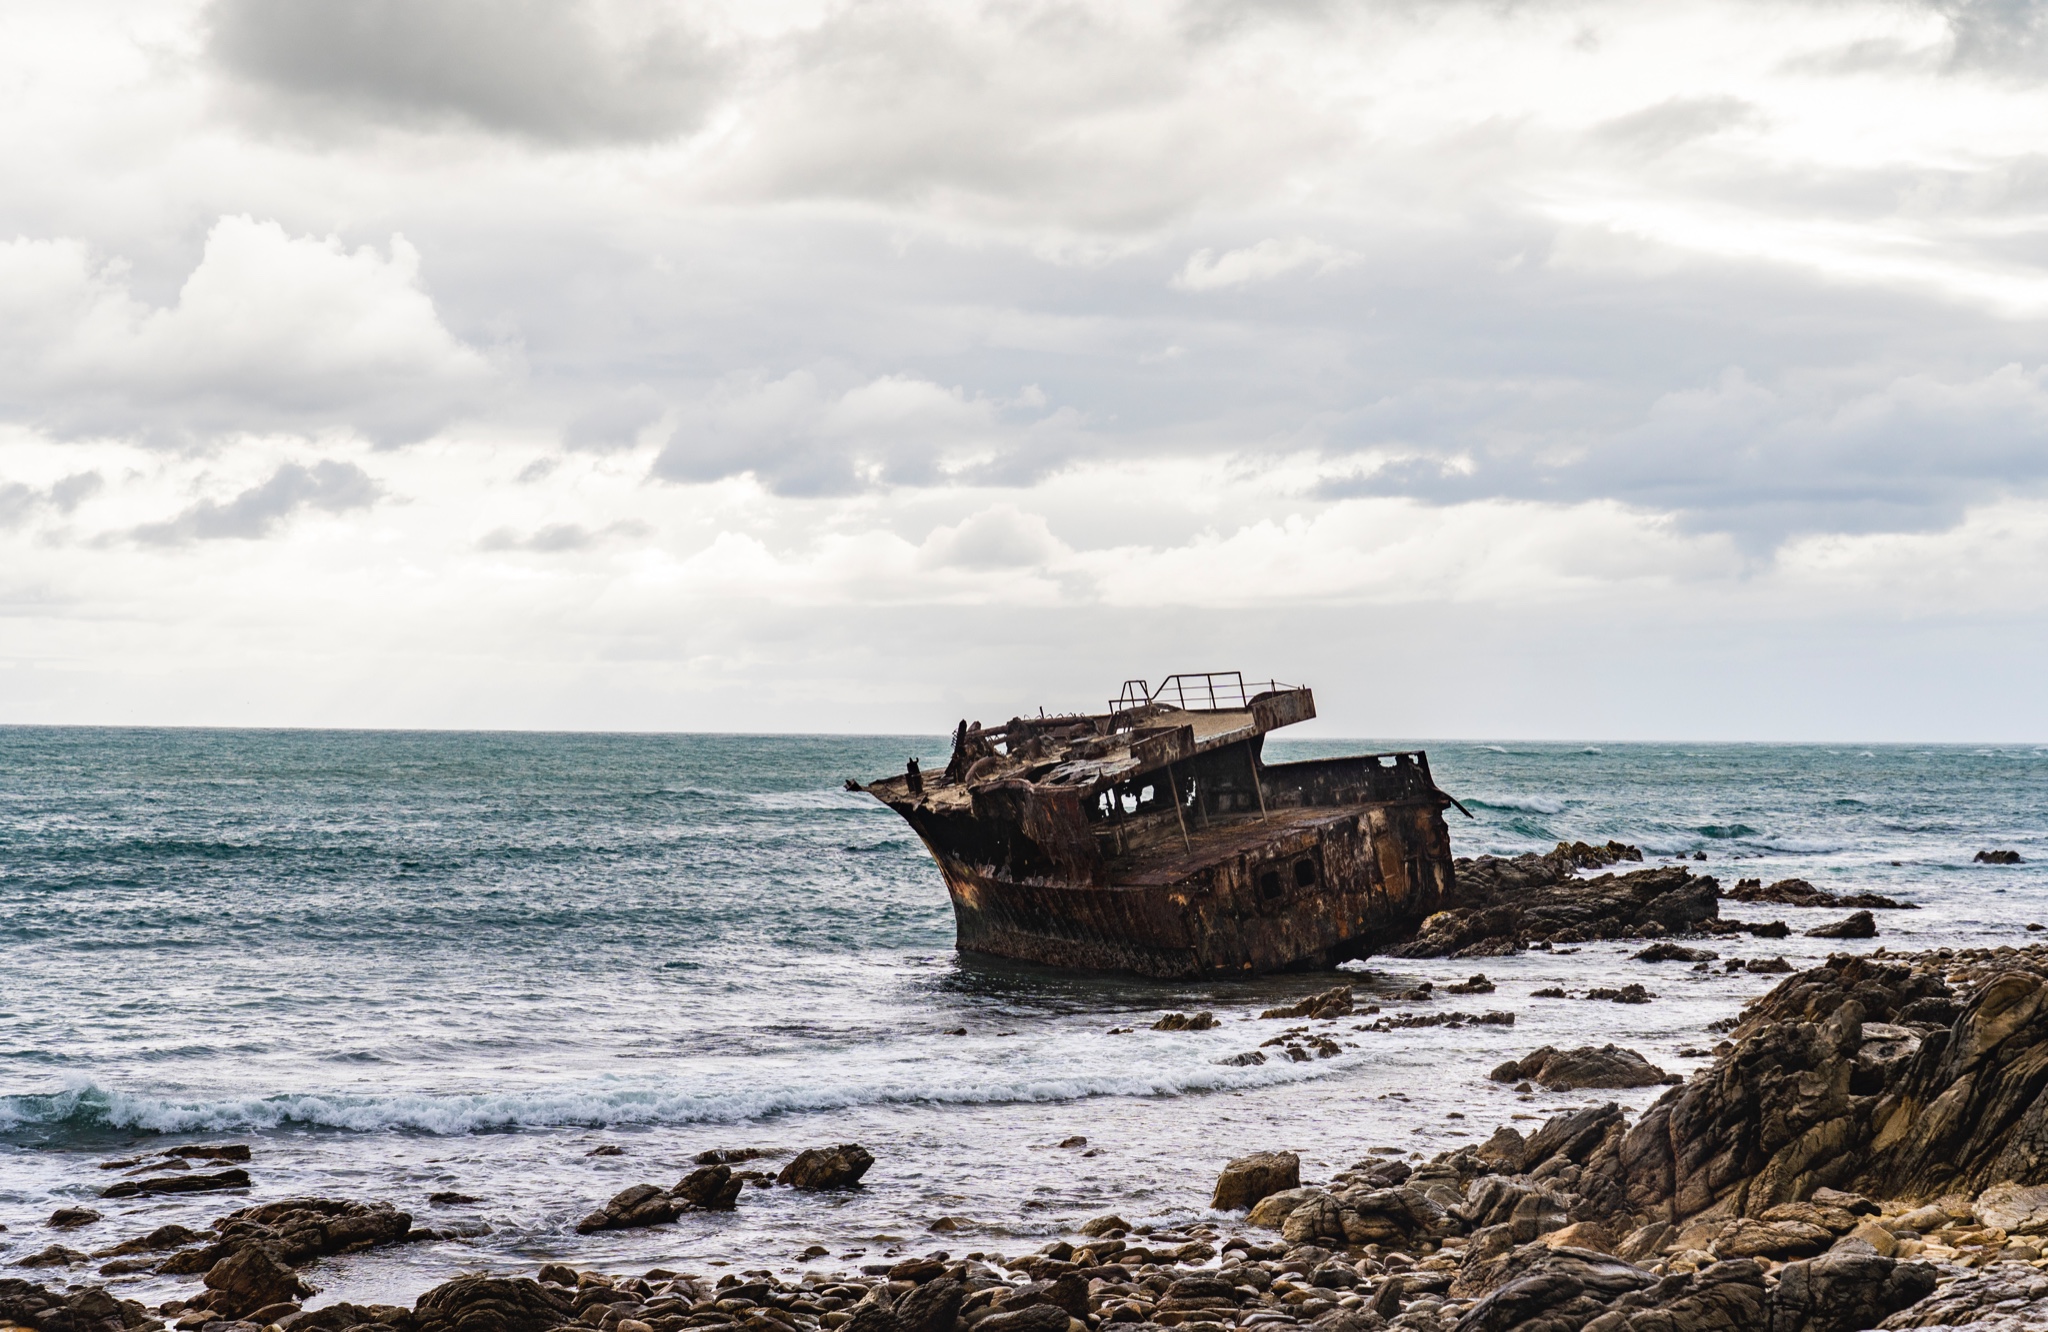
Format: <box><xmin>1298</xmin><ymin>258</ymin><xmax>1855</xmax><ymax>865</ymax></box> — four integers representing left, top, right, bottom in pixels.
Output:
<box><xmin>1260</xmin><ymin>986</ymin><xmax>1354</xmax><ymax>1020</ymax></box>
<box><xmin>100</xmin><ymin>1168</ymin><xmax>249</xmax><ymax>1199</ymax></box>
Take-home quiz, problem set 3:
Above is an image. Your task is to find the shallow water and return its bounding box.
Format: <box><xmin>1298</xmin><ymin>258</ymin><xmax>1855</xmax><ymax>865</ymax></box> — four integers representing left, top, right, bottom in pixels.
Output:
<box><xmin>1</xmin><ymin>729</ymin><xmax>2042</xmax><ymax>1305</ymax></box>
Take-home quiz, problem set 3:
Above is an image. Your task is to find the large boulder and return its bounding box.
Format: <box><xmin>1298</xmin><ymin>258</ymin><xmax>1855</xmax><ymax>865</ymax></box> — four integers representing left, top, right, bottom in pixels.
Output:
<box><xmin>1212</xmin><ymin>1151</ymin><xmax>1301</xmax><ymax>1211</ymax></box>
<box><xmin>778</xmin><ymin>1143</ymin><xmax>875</xmax><ymax>1189</ymax></box>
<box><xmin>0</xmin><ymin>1278</ymin><xmax>157</xmax><ymax>1332</ymax></box>
<box><xmin>1391</xmin><ymin>862</ymin><xmax>1719</xmax><ymax>957</ymax></box>
<box><xmin>1768</xmin><ymin>1247</ymin><xmax>1936</xmax><ymax>1332</ymax></box>
<box><xmin>203</xmin><ymin>1244</ymin><xmax>312</xmax><ymax>1318</ymax></box>
<box><xmin>1487</xmin><ymin>1045</ymin><xmax>1678</xmax><ymax>1091</ymax></box>
<box><xmin>413</xmin><ymin>1275</ymin><xmax>574</xmax><ymax>1332</ymax></box>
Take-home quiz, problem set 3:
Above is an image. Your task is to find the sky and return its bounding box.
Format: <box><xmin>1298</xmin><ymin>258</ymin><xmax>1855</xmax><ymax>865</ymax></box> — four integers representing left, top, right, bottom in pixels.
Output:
<box><xmin>1</xmin><ymin>0</ymin><xmax>2045</xmax><ymax>739</ymax></box>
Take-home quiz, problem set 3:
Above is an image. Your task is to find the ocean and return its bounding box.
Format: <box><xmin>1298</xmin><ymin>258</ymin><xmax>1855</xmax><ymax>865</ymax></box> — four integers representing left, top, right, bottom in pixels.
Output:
<box><xmin>1</xmin><ymin>728</ymin><xmax>2042</xmax><ymax>1306</ymax></box>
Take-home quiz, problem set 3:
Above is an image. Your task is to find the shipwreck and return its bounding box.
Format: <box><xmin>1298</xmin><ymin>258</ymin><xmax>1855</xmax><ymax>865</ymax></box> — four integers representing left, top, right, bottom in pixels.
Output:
<box><xmin>851</xmin><ymin>673</ymin><xmax>1467</xmax><ymax>979</ymax></box>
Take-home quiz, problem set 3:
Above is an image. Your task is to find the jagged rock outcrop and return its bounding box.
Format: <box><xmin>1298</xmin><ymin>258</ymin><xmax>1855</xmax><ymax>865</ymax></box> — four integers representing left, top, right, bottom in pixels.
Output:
<box><xmin>1212</xmin><ymin>1151</ymin><xmax>1301</xmax><ymax>1210</ymax></box>
<box><xmin>0</xmin><ymin>1278</ymin><xmax>161</xmax><ymax>1332</ymax></box>
<box><xmin>1488</xmin><ymin>1045</ymin><xmax>1678</xmax><ymax>1091</ymax></box>
<box><xmin>412</xmin><ymin>1275</ymin><xmax>574</xmax><ymax>1332</ymax></box>
<box><xmin>1392</xmin><ymin>860</ymin><xmax>1719</xmax><ymax>958</ymax></box>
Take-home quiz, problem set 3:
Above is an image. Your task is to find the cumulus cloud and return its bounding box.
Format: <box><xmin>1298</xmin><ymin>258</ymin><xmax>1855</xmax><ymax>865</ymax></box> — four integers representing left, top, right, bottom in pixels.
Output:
<box><xmin>0</xmin><ymin>471</ymin><xmax>102</xmax><ymax>530</ymax></box>
<box><xmin>205</xmin><ymin>0</ymin><xmax>727</xmax><ymax>144</ymax></box>
<box><xmin>131</xmin><ymin>460</ymin><xmax>381</xmax><ymax>544</ymax></box>
<box><xmin>0</xmin><ymin>217</ymin><xmax>493</xmax><ymax>442</ymax></box>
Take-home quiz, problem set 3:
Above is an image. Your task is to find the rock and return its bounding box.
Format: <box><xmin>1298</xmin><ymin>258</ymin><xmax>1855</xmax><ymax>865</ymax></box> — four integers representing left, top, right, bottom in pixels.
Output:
<box><xmin>1769</xmin><ymin>1247</ymin><xmax>1936</xmax><ymax>1332</ymax></box>
<box><xmin>1632</xmin><ymin>943</ymin><xmax>1717</xmax><ymax>963</ymax></box>
<box><xmin>1877</xmin><ymin>1264</ymin><xmax>2048</xmax><ymax>1326</ymax></box>
<box><xmin>15</xmin><ymin>1245</ymin><xmax>88</xmax><ymax>1268</ymax></box>
<box><xmin>974</xmin><ymin>1306</ymin><xmax>1069</xmax><ymax>1332</ymax></box>
<box><xmin>1445</xmin><ymin>975</ymin><xmax>1496</xmax><ymax>995</ymax></box>
<box><xmin>94</xmin><ymin>1222</ymin><xmax>207</xmax><ymax>1257</ymax></box>
<box><xmin>1211</xmin><ymin>1151</ymin><xmax>1301</xmax><ymax>1211</ymax></box>
<box><xmin>1976</xmin><ymin>850</ymin><xmax>2025</xmax><ymax>864</ymax></box>
<box><xmin>210</xmin><ymin>1198</ymin><xmax>413</xmax><ymax>1266</ymax></box>
<box><xmin>1260</xmin><ymin>987</ymin><xmax>1354</xmax><ymax>1020</ymax></box>
<box><xmin>1487</xmin><ymin>1045</ymin><xmax>1677</xmax><ymax>1091</ymax></box>
<box><xmin>1748</xmin><ymin>956</ymin><xmax>1796</xmax><ymax>973</ymax></box>
<box><xmin>779</xmin><ymin>1144</ymin><xmax>875</xmax><ymax>1189</ymax></box>
<box><xmin>577</xmin><ymin>1182</ymin><xmax>684</xmax><ymax>1233</ymax></box>
<box><xmin>173</xmin><ymin>1144</ymin><xmax>252</xmax><ymax>1162</ymax></box>
<box><xmin>48</xmin><ymin>1208</ymin><xmax>101</xmax><ymax>1229</ymax></box>
<box><xmin>1804</xmin><ymin>910</ymin><xmax>1876</xmax><ymax>938</ymax></box>
<box><xmin>1390</xmin><ymin>861</ymin><xmax>1716</xmax><ymax>958</ymax></box>
<box><xmin>412</xmin><ymin>1275</ymin><xmax>574</xmax><ymax>1332</ymax></box>
<box><xmin>895</xmin><ymin>1278</ymin><xmax>966</xmax><ymax>1332</ymax></box>
<box><xmin>427</xmin><ymin>1191</ymin><xmax>479</xmax><ymax>1205</ymax></box>
<box><xmin>1218</xmin><ymin>1050</ymin><xmax>1266</xmax><ymax>1066</ymax></box>
<box><xmin>694</xmin><ymin>1147</ymin><xmax>767</xmax><ymax>1164</ymax></box>
<box><xmin>1583</xmin><ymin>985</ymin><xmax>1654</xmax><ymax>1004</ymax></box>
<box><xmin>673</xmin><ymin>1164</ymin><xmax>743</xmax><ymax>1210</ymax></box>
<box><xmin>536</xmin><ymin>1264</ymin><xmax>578</xmax><ymax>1287</ymax></box>
<box><xmin>1078</xmin><ymin>1215</ymin><xmax>1127</xmax><ymax>1236</ymax></box>
<box><xmin>1247</xmin><ymin>1186</ymin><xmax>1322</xmax><ymax>1229</ymax></box>
<box><xmin>1153</xmin><ymin>1011</ymin><xmax>1218</xmax><ymax>1030</ymax></box>
<box><xmin>101</xmin><ymin>1167</ymin><xmax>250</xmax><ymax>1198</ymax></box>
<box><xmin>1975</xmin><ymin>1182</ymin><xmax>2048</xmax><ymax>1234</ymax></box>
<box><xmin>1539</xmin><ymin>1221</ymin><xmax>1615</xmax><ymax>1253</ymax></box>
<box><xmin>1710</xmin><ymin>1218</ymin><xmax>1834</xmax><ymax>1259</ymax></box>
<box><xmin>846</xmin><ymin>1303</ymin><xmax>904</xmax><ymax>1332</ymax></box>
<box><xmin>0</xmin><ymin>1277</ymin><xmax>158</xmax><ymax>1332</ymax></box>
<box><xmin>204</xmin><ymin>1244</ymin><xmax>313</xmax><ymax>1317</ymax></box>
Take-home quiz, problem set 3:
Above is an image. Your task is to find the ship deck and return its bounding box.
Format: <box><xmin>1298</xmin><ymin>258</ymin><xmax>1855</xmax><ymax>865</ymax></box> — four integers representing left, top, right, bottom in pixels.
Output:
<box><xmin>1105</xmin><ymin>802</ymin><xmax>1377</xmax><ymax>886</ymax></box>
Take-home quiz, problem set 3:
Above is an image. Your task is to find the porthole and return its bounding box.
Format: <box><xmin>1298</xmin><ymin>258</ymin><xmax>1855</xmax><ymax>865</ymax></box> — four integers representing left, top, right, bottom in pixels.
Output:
<box><xmin>1259</xmin><ymin>871</ymin><xmax>1284</xmax><ymax>901</ymax></box>
<box><xmin>1294</xmin><ymin>859</ymin><xmax>1318</xmax><ymax>888</ymax></box>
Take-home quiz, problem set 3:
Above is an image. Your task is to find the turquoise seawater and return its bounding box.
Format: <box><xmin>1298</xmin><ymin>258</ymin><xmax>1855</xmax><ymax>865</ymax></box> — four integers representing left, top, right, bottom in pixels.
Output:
<box><xmin>0</xmin><ymin>728</ymin><xmax>2041</xmax><ymax>1301</ymax></box>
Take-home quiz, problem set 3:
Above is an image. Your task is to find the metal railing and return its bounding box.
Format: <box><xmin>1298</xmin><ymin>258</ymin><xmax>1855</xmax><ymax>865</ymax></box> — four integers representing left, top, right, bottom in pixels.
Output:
<box><xmin>1110</xmin><ymin>672</ymin><xmax>1299</xmax><ymax>717</ymax></box>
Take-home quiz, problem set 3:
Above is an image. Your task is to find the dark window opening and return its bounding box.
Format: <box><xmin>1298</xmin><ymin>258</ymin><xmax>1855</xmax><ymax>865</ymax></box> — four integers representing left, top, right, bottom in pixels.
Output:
<box><xmin>1259</xmin><ymin>871</ymin><xmax>1284</xmax><ymax>901</ymax></box>
<box><xmin>1294</xmin><ymin>858</ymin><xmax>1318</xmax><ymax>888</ymax></box>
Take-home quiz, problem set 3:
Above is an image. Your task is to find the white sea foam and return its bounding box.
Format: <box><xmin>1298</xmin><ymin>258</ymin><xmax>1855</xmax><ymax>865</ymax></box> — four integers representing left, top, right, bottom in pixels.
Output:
<box><xmin>0</xmin><ymin>1044</ymin><xmax>1365</xmax><ymax>1138</ymax></box>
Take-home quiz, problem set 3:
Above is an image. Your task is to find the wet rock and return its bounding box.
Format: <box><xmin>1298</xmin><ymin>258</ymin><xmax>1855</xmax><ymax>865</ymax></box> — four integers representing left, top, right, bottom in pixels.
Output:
<box><xmin>0</xmin><ymin>1277</ymin><xmax>158</xmax><ymax>1332</ymax></box>
<box><xmin>101</xmin><ymin>1168</ymin><xmax>250</xmax><ymax>1199</ymax></box>
<box><xmin>1769</xmin><ymin>1247</ymin><xmax>1936</xmax><ymax>1332</ymax></box>
<box><xmin>173</xmin><ymin>1145</ymin><xmax>251</xmax><ymax>1162</ymax></box>
<box><xmin>203</xmin><ymin>1244</ymin><xmax>313</xmax><ymax>1318</ymax></box>
<box><xmin>1877</xmin><ymin>1263</ymin><xmax>2048</xmax><ymax>1326</ymax></box>
<box><xmin>1444</xmin><ymin>975</ymin><xmax>1496</xmax><ymax>995</ymax></box>
<box><xmin>674</xmin><ymin>1164</ymin><xmax>744</xmax><ymax>1210</ymax></box>
<box><xmin>1582</xmin><ymin>985</ymin><xmax>1654</xmax><ymax>1004</ymax></box>
<box><xmin>1487</xmin><ymin>1046</ymin><xmax>1677</xmax><ymax>1091</ymax></box>
<box><xmin>211</xmin><ymin>1198</ymin><xmax>413</xmax><ymax>1266</ymax></box>
<box><xmin>1975</xmin><ymin>850</ymin><xmax>2025</xmax><ymax>864</ymax></box>
<box><xmin>1725</xmin><ymin>878</ymin><xmax>1914</xmax><ymax>910</ymax></box>
<box><xmin>1804</xmin><ymin>910</ymin><xmax>1877</xmax><ymax>939</ymax></box>
<box><xmin>16</xmin><ymin>1245</ymin><xmax>88</xmax><ymax>1267</ymax></box>
<box><xmin>1391</xmin><ymin>862</ymin><xmax>1716</xmax><ymax>958</ymax></box>
<box><xmin>1217</xmin><ymin>1050</ymin><xmax>1267</xmax><ymax>1066</ymax></box>
<box><xmin>577</xmin><ymin>1182</ymin><xmax>685</xmax><ymax>1233</ymax></box>
<box><xmin>426</xmin><ymin>1191</ymin><xmax>479</xmax><ymax>1206</ymax></box>
<box><xmin>1260</xmin><ymin>987</ymin><xmax>1355</xmax><ymax>1020</ymax></box>
<box><xmin>1152</xmin><ymin>1012</ymin><xmax>1218</xmax><ymax>1031</ymax></box>
<box><xmin>694</xmin><ymin>1147</ymin><xmax>767</xmax><ymax>1164</ymax></box>
<box><xmin>50</xmin><ymin>1207</ymin><xmax>103</xmax><ymax>1229</ymax></box>
<box><xmin>411</xmin><ymin>1274</ymin><xmax>574</xmax><ymax>1332</ymax></box>
<box><xmin>1212</xmin><ymin>1151</ymin><xmax>1301</xmax><ymax>1211</ymax></box>
<box><xmin>1632</xmin><ymin>943</ymin><xmax>1717</xmax><ymax>963</ymax></box>
<box><xmin>1078</xmin><ymin>1215</ymin><xmax>1128</xmax><ymax>1236</ymax></box>
<box><xmin>895</xmin><ymin>1278</ymin><xmax>966</xmax><ymax>1332</ymax></box>
<box><xmin>779</xmin><ymin>1144</ymin><xmax>875</xmax><ymax>1189</ymax></box>
<box><xmin>1747</xmin><ymin>956</ymin><xmax>1795</xmax><ymax>973</ymax></box>
<box><xmin>974</xmin><ymin>1306</ymin><xmax>1069</xmax><ymax>1332</ymax></box>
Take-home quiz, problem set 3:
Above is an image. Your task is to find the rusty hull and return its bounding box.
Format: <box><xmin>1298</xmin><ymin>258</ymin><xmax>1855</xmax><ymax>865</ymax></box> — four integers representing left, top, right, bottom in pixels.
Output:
<box><xmin>858</xmin><ymin>682</ymin><xmax>1457</xmax><ymax>979</ymax></box>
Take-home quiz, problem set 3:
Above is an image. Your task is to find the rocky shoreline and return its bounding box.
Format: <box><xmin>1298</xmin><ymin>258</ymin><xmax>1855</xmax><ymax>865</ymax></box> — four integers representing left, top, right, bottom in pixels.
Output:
<box><xmin>15</xmin><ymin>853</ymin><xmax>2048</xmax><ymax>1332</ymax></box>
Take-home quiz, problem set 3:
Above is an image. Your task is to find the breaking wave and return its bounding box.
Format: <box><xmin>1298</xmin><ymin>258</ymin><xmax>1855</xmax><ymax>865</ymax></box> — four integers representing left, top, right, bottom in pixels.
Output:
<box><xmin>0</xmin><ymin>1054</ymin><xmax>1360</xmax><ymax>1140</ymax></box>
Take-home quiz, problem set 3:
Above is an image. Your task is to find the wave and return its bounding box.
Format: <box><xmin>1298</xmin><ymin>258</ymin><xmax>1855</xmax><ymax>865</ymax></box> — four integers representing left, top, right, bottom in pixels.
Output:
<box><xmin>0</xmin><ymin>1054</ymin><xmax>1361</xmax><ymax>1139</ymax></box>
<box><xmin>1467</xmin><ymin>795</ymin><xmax>1566</xmax><ymax>816</ymax></box>
<box><xmin>1695</xmin><ymin>824</ymin><xmax>1759</xmax><ymax>839</ymax></box>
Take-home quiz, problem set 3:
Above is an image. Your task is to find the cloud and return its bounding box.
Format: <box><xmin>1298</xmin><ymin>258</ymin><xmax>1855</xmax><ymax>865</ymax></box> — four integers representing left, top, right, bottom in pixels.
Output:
<box><xmin>1933</xmin><ymin>0</ymin><xmax>2048</xmax><ymax>76</ymax></box>
<box><xmin>0</xmin><ymin>471</ymin><xmax>102</xmax><ymax>530</ymax></box>
<box><xmin>1172</xmin><ymin>238</ymin><xmax>1357</xmax><ymax>291</ymax></box>
<box><xmin>917</xmin><ymin>505</ymin><xmax>1065</xmax><ymax>570</ymax></box>
<box><xmin>1595</xmin><ymin>96</ymin><xmax>1760</xmax><ymax>153</ymax></box>
<box><xmin>204</xmin><ymin>0</ymin><xmax>728</xmax><ymax>144</ymax></box>
<box><xmin>0</xmin><ymin>217</ymin><xmax>493</xmax><ymax>443</ymax></box>
<box><xmin>476</xmin><ymin>520</ymin><xmax>649</xmax><ymax>552</ymax></box>
<box><xmin>650</xmin><ymin>371</ymin><xmax>1078</xmax><ymax>497</ymax></box>
<box><xmin>132</xmin><ymin>460</ymin><xmax>382</xmax><ymax>544</ymax></box>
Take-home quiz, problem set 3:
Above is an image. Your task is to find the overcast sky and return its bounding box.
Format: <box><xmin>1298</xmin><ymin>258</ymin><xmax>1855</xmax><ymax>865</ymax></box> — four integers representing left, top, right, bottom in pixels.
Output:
<box><xmin>1</xmin><ymin>0</ymin><xmax>2045</xmax><ymax>739</ymax></box>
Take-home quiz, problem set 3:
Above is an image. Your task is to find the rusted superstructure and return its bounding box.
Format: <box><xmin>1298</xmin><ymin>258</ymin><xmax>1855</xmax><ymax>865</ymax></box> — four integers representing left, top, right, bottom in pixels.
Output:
<box><xmin>853</xmin><ymin>673</ymin><xmax>1464</xmax><ymax>979</ymax></box>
